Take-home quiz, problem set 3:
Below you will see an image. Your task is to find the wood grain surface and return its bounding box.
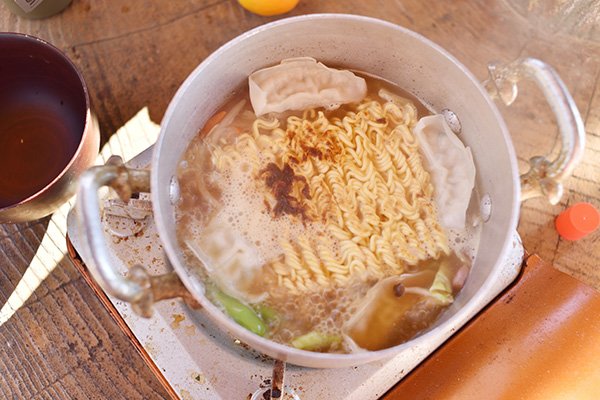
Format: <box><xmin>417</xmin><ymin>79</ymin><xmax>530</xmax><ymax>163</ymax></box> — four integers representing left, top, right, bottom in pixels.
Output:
<box><xmin>1</xmin><ymin>1</ymin><xmax>599</xmax><ymax>399</ymax></box>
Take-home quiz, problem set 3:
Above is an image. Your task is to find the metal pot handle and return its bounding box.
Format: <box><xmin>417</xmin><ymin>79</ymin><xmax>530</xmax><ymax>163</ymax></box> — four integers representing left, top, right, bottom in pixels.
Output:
<box><xmin>76</xmin><ymin>155</ymin><xmax>198</xmax><ymax>317</ymax></box>
<box><xmin>483</xmin><ymin>57</ymin><xmax>585</xmax><ymax>204</ymax></box>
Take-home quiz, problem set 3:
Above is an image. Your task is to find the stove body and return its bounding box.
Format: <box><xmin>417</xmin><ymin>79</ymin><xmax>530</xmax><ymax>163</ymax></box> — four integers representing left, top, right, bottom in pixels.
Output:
<box><xmin>67</xmin><ymin>146</ymin><xmax>525</xmax><ymax>400</ymax></box>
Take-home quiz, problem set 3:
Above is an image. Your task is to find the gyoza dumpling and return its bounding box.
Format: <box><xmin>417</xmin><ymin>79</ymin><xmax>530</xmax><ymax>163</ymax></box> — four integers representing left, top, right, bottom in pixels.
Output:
<box><xmin>414</xmin><ymin>115</ymin><xmax>476</xmax><ymax>229</ymax></box>
<box><xmin>186</xmin><ymin>221</ymin><xmax>266</xmax><ymax>304</ymax></box>
<box><xmin>248</xmin><ymin>57</ymin><xmax>367</xmax><ymax>116</ymax></box>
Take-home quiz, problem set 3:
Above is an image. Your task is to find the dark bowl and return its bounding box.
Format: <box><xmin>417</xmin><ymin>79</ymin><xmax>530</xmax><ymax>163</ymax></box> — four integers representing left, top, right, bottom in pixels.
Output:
<box><xmin>0</xmin><ymin>33</ymin><xmax>99</xmax><ymax>223</ymax></box>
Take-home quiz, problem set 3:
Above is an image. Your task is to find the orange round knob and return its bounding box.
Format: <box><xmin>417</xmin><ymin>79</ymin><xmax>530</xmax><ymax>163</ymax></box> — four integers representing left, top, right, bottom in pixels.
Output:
<box><xmin>555</xmin><ymin>202</ymin><xmax>600</xmax><ymax>241</ymax></box>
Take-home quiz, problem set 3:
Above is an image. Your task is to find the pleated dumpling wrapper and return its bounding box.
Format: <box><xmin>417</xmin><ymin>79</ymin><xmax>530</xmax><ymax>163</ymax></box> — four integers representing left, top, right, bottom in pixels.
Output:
<box><xmin>248</xmin><ymin>57</ymin><xmax>367</xmax><ymax>116</ymax></box>
<box><xmin>414</xmin><ymin>115</ymin><xmax>476</xmax><ymax>229</ymax></box>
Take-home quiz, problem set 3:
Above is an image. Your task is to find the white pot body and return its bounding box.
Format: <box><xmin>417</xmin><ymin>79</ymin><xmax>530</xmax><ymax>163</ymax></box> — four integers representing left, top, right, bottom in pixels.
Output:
<box><xmin>151</xmin><ymin>14</ymin><xmax>520</xmax><ymax>368</ymax></box>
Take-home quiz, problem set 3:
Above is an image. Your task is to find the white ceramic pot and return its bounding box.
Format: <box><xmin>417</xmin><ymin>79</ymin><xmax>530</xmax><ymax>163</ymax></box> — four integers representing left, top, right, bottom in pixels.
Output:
<box><xmin>78</xmin><ymin>14</ymin><xmax>584</xmax><ymax>368</ymax></box>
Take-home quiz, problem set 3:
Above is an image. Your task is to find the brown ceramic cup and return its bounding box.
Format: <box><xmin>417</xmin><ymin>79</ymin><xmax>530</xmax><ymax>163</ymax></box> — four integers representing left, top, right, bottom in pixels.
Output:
<box><xmin>0</xmin><ymin>33</ymin><xmax>99</xmax><ymax>223</ymax></box>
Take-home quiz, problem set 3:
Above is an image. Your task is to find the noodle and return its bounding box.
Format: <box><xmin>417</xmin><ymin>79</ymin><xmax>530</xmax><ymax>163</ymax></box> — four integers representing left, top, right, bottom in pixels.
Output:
<box><xmin>208</xmin><ymin>95</ymin><xmax>450</xmax><ymax>294</ymax></box>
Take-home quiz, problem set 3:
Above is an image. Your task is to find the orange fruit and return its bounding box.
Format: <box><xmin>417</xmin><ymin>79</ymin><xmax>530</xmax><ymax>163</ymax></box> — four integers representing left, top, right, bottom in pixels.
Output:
<box><xmin>238</xmin><ymin>0</ymin><xmax>300</xmax><ymax>16</ymax></box>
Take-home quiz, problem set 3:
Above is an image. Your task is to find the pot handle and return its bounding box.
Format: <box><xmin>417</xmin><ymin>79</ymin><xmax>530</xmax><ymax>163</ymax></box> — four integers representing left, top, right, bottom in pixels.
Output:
<box><xmin>483</xmin><ymin>57</ymin><xmax>585</xmax><ymax>204</ymax></box>
<box><xmin>76</xmin><ymin>155</ymin><xmax>198</xmax><ymax>317</ymax></box>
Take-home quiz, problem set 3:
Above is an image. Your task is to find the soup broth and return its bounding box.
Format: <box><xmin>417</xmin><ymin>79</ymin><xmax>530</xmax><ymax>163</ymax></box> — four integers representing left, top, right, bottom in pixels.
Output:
<box><xmin>0</xmin><ymin>84</ymin><xmax>82</xmax><ymax>208</ymax></box>
<box><xmin>176</xmin><ymin>72</ymin><xmax>481</xmax><ymax>353</ymax></box>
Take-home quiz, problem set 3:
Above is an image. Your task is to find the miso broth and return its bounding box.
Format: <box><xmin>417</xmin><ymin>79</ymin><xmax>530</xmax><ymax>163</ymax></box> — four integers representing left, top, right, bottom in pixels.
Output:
<box><xmin>175</xmin><ymin>70</ymin><xmax>481</xmax><ymax>353</ymax></box>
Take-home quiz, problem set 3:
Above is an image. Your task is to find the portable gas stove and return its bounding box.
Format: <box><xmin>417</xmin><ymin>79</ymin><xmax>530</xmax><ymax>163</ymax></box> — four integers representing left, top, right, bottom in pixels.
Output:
<box><xmin>66</xmin><ymin>145</ymin><xmax>525</xmax><ymax>400</ymax></box>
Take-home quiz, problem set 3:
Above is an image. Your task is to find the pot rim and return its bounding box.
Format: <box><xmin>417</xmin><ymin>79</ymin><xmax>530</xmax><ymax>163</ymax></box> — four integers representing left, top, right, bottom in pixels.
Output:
<box><xmin>152</xmin><ymin>13</ymin><xmax>520</xmax><ymax>366</ymax></box>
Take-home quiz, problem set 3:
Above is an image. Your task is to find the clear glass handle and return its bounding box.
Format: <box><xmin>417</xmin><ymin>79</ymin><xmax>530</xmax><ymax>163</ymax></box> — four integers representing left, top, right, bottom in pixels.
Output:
<box><xmin>483</xmin><ymin>57</ymin><xmax>585</xmax><ymax>204</ymax></box>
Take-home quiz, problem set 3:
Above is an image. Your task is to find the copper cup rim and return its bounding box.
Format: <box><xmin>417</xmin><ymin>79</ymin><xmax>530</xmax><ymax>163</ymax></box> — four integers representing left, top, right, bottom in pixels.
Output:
<box><xmin>0</xmin><ymin>32</ymin><xmax>94</xmax><ymax>216</ymax></box>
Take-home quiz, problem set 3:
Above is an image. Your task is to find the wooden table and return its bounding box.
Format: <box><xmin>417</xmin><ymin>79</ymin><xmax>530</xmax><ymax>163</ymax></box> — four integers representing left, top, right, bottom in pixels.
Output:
<box><xmin>1</xmin><ymin>1</ymin><xmax>598</xmax><ymax>399</ymax></box>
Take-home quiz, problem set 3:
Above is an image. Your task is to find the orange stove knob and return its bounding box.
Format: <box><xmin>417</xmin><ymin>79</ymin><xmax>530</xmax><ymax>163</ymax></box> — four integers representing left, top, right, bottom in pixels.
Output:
<box><xmin>555</xmin><ymin>202</ymin><xmax>600</xmax><ymax>241</ymax></box>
